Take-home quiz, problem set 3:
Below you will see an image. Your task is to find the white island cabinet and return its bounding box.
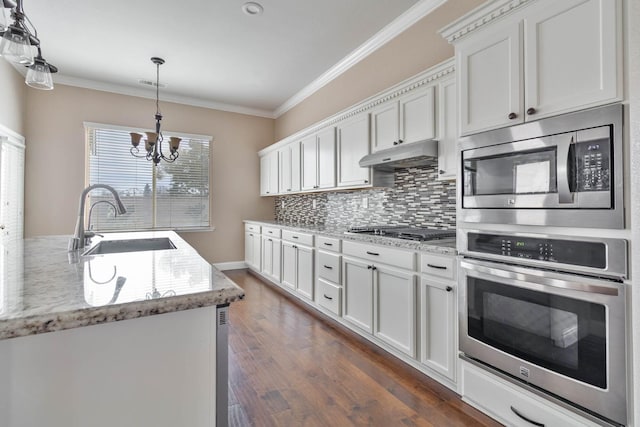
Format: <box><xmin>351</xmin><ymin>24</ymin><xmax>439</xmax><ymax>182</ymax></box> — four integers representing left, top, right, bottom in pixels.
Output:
<box><xmin>0</xmin><ymin>231</ymin><xmax>244</xmax><ymax>427</ymax></box>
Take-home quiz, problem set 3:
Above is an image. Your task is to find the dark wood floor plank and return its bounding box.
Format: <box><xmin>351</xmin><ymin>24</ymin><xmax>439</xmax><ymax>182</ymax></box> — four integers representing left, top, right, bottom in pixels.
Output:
<box><xmin>224</xmin><ymin>270</ymin><xmax>501</xmax><ymax>427</ymax></box>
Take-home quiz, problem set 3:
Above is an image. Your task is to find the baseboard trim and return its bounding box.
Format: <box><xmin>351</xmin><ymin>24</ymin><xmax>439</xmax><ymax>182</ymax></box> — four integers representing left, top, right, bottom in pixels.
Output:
<box><xmin>213</xmin><ymin>261</ymin><xmax>247</xmax><ymax>271</ymax></box>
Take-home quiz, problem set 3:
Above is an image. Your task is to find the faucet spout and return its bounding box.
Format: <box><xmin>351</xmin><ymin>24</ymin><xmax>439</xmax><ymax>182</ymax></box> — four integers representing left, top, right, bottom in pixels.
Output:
<box><xmin>69</xmin><ymin>184</ymin><xmax>127</xmax><ymax>252</ymax></box>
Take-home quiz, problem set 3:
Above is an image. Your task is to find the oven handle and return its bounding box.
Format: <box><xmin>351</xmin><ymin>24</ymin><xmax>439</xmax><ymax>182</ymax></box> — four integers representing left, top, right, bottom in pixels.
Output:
<box><xmin>460</xmin><ymin>260</ymin><xmax>619</xmax><ymax>296</ymax></box>
<box><xmin>556</xmin><ymin>133</ymin><xmax>575</xmax><ymax>204</ymax></box>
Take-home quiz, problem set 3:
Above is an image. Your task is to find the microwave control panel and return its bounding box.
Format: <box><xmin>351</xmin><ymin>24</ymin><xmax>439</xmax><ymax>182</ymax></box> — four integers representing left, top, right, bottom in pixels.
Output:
<box><xmin>574</xmin><ymin>137</ymin><xmax>611</xmax><ymax>192</ymax></box>
<box><xmin>468</xmin><ymin>233</ymin><xmax>606</xmax><ymax>269</ymax></box>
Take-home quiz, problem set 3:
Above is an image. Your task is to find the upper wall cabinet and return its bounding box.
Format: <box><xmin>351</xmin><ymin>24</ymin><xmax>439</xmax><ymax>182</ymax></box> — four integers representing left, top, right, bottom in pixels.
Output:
<box><xmin>337</xmin><ymin>113</ymin><xmax>371</xmax><ymax>188</ymax></box>
<box><xmin>301</xmin><ymin>127</ymin><xmax>336</xmax><ymax>191</ymax></box>
<box><xmin>448</xmin><ymin>0</ymin><xmax>622</xmax><ymax>136</ymax></box>
<box><xmin>260</xmin><ymin>150</ymin><xmax>278</xmax><ymax>196</ymax></box>
<box><xmin>437</xmin><ymin>77</ymin><xmax>457</xmax><ymax>180</ymax></box>
<box><xmin>371</xmin><ymin>86</ymin><xmax>436</xmax><ymax>153</ymax></box>
<box><xmin>278</xmin><ymin>141</ymin><xmax>301</xmax><ymax>194</ymax></box>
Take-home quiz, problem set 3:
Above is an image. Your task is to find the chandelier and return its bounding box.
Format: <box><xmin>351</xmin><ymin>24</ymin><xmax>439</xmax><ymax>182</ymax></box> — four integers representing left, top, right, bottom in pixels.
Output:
<box><xmin>129</xmin><ymin>57</ymin><xmax>180</xmax><ymax>165</ymax></box>
<box><xmin>0</xmin><ymin>0</ymin><xmax>58</xmax><ymax>90</ymax></box>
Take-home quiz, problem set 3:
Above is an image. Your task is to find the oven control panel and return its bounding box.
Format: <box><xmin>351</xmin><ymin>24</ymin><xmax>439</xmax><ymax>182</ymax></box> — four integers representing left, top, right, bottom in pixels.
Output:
<box><xmin>468</xmin><ymin>233</ymin><xmax>606</xmax><ymax>269</ymax></box>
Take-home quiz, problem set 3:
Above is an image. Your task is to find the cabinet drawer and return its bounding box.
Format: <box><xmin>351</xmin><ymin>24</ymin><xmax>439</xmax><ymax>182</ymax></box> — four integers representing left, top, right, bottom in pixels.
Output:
<box><xmin>317</xmin><ymin>235</ymin><xmax>341</xmax><ymax>252</ymax></box>
<box><xmin>317</xmin><ymin>279</ymin><xmax>341</xmax><ymax>315</ymax></box>
<box><xmin>262</xmin><ymin>226</ymin><xmax>281</xmax><ymax>238</ymax></box>
<box><xmin>244</xmin><ymin>223</ymin><xmax>261</xmax><ymax>233</ymax></box>
<box><xmin>463</xmin><ymin>363</ymin><xmax>599</xmax><ymax>427</ymax></box>
<box><xmin>342</xmin><ymin>240</ymin><xmax>415</xmax><ymax>270</ymax></box>
<box><xmin>421</xmin><ymin>253</ymin><xmax>455</xmax><ymax>280</ymax></box>
<box><xmin>282</xmin><ymin>230</ymin><xmax>314</xmax><ymax>246</ymax></box>
<box><xmin>318</xmin><ymin>251</ymin><xmax>341</xmax><ymax>284</ymax></box>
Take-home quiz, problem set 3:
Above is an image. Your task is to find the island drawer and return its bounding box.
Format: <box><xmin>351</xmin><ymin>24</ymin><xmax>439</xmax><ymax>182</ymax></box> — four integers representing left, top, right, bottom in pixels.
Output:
<box><xmin>317</xmin><ymin>279</ymin><xmax>341</xmax><ymax>315</ymax></box>
<box><xmin>342</xmin><ymin>240</ymin><xmax>416</xmax><ymax>270</ymax></box>
<box><xmin>245</xmin><ymin>223</ymin><xmax>261</xmax><ymax>233</ymax></box>
<box><xmin>282</xmin><ymin>230</ymin><xmax>314</xmax><ymax>246</ymax></box>
<box><xmin>262</xmin><ymin>226</ymin><xmax>281</xmax><ymax>238</ymax></box>
<box><xmin>318</xmin><ymin>251</ymin><xmax>341</xmax><ymax>284</ymax></box>
<box><xmin>421</xmin><ymin>253</ymin><xmax>455</xmax><ymax>280</ymax></box>
<box><xmin>317</xmin><ymin>236</ymin><xmax>341</xmax><ymax>252</ymax></box>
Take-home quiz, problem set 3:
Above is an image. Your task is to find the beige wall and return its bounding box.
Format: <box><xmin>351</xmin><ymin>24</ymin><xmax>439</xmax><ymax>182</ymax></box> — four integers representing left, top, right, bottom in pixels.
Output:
<box><xmin>274</xmin><ymin>0</ymin><xmax>484</xmax><ymax>140</ymax></box>
<box><xmin>24</xmin><ymin>84</ymin><xmax>274</xmax><ymax>263</ymax></box>
<box><xmin>0</xmin><ymin>61</ymin><xmax>27</xmax><ymax>136</ymax></box>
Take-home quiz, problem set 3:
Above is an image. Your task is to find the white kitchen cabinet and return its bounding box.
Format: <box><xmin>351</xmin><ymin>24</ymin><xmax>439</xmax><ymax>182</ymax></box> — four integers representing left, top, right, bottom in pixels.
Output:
<box><xmin>374</xmin><ymin>265</ymin><xmax>417</xmax><ymax>357</ymax></box>
<box><xmin>244</xmin><ymin>231</ymin><xmax>261</xmax><ymax>270</ymax></box>
<box><xmin>259</xmin><ymin>151</ymin><xmax>279</xmax><ymax>196</ymax></box>
<box><xmin>456</xmin><ymin>0</ymin><xmax>620</xmax><ymax>135</ymax></box>
<box><xmin>437</xmin><ymin>77</ymin><xmax>457</xmax><ymax>180</ymax></box>
<box><xmin>278</xmin><ymin>141</ymin><xmax>300</xmax><ymax>194</ymax></box>
<box><xmin>337</xmin><ymin>113</ymin><xmax>370</xmax><ymax>187</ymax></box>
<box><xmin>301</xmin><ymin>128</ymin><xmax>336</xmax><ymax>191</ymax></box>
<box><xmin>371</xmin><ymin>86</ymin><xmax>436</xmax><ymax>153</ymax></box>
<box><xmin>281</xmin><ymin>240</ymin><xmax>314</xmax><ymax>300</ymax></box>
<box><xmin>420</xmin><ymin>277</ymin><xmax>456</xmax><ymax>380</ymax></box>
<box><xmin>342</xmin><ymin>256</ymin><xmax>374</xmax><ymax>333</ymax></box>
<box><xmin>261</xmin><ymin>235</ymin><xmax>281</xmax><ymax>283</ymax></box>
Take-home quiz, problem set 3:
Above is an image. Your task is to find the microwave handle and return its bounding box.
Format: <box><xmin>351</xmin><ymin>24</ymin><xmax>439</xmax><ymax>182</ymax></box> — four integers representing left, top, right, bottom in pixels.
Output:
<box><xmin>556</xmin><ymin>133</ymin><xmax>575</xmax><ymax>204</ymax></box>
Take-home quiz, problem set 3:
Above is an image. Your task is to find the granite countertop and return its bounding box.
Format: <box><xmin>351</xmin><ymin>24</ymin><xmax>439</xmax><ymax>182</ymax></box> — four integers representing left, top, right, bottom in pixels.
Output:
<box><xmin>0</xmin><ymin>231</ymin><xmax>244</xmax><ymax>341</ymax></box>
<box><xmin>244</xmin><ymin>220</ymin><xmax>457</xmax><ymax>255</ymax></box>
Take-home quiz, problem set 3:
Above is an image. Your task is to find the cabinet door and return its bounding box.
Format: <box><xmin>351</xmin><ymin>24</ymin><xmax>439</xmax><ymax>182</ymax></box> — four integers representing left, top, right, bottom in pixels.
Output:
<box><xmin>337</xmin><ymin>114</ymin><xmax>371</xmax><ymax>188</ymax></box>
<box><xmin>261</xmin><ymin>236</ymin><xmax>273</xmax><ymax>276</ymax></box>
<box><xmin>244</xmin><ymin>232</ymin><xmax>253</xmax><ymax>268</ymax></box>
<box><xmin>268</xmin><ymin>151</ymin><xmax>279</xmax><ymax>195</ymax></box>
<box><xmin>374</xmin><ymin>265</ymin><xmax>417</xmax><ymax>357</ymax></box>
<box><xmin>300</xmin><ymin>135</ymin><xmax>318</xmax><ymax>191</ymax></box>
<box><xmin>317</xmin><ymin>127</ymin><xmax>336</xmax><ymax>189</ymax></box>
<box><xmin>278</xmin><ymin>147</ymin><xmax>291</xmax><ymax>194</ymax></box>
<box><xmin>437</xmin><ymin>78</ymin><xmax>457</xmax><ymax>180</ymax></box>
<box><xmin>342</xmin><ymin>256</ymin><xmax>373</xmax><ymax>333</ymax></box>
<box><xmin>524</xmin><ymin>0</ymin><xmax>620</xmax><ymax>120</ymax></box>
<box><xmin>259</xmin><ymin>155</ymin><xmax>269</xmax><ymax>196</ymax></box>
<box><xmin>251</xmin><ymin>233</ymin><xmax>262</xmax><ymax>270</ymax></box>
<box><xmin>458</xmin><ymin>22</ymin><xmax>523</xmax><ymax>135</ymax></box>
<box><xmin>295</xmin><ymin>245</ymin><xmax>314</xmax><ymax>301</ymax></box>
<box><xmin>290</xmin><ymin>141</ymin><xmax>301</xmax><ymax>192</ymax></box>
<box><xmin>399</xmin><ymin>86</ymin><xmax>435</xmax><ymax>145</ymax></box>
<box><xmin>370</xmin><ymin>102</ymin><xmax>399</xmax><ymax>152</ymax></box>
<box><xmin>281</xmin><ymin>242</ymin><xmax>297</xmax><ymax>290</ymax></box>
<box><xmin>420</xmin><ymin>278</ymin><xmax>456</xmax><ymax>381</ymax></box>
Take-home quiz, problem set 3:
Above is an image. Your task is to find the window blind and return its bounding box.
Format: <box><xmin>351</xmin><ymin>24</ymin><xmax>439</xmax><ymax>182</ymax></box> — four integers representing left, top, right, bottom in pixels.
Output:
<box><xmin>86</xmin><ymin>125</ymin><xmax>210</xmax><ymax>232</ymax></box>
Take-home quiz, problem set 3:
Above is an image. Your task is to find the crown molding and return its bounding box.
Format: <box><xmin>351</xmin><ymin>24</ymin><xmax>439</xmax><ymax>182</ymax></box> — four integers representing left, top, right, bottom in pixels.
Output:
<box><xmin>260</xmin><ymin>58</ymin><xmax>454</xmax><ymax>156</ymax></box>
<box><xmin>272</xmin><ymin>0</ymin><xmax>448</xmax><ymax>118</ymax></box>
<box><xmin>439</xmin><ymin>0</ymin><xmax>534</xmax><ymax>43</ymax></box>
<box><xmin>50</xmin><ymin>73</ymin><xmax>276</xmax><ymax>119</ymax></box>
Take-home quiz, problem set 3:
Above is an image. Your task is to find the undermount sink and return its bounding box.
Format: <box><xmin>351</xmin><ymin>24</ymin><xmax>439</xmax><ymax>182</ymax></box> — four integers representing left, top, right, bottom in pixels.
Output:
<box><xmin>83</xmin><ymin>237</ymin><xmax>177</xmax><ymax>256</ymax></box>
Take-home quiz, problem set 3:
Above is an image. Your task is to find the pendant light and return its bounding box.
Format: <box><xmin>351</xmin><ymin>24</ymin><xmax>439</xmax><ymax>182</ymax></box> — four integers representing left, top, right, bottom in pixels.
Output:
<box><xmin>0</xmin><ymin>0</ymin><xmax>58</xmax><ymax>89</ymax></box>
<box><xmin>130</xmin><ymin>57</ymin><xmax>180</xmax><ymax>165</ymax></box>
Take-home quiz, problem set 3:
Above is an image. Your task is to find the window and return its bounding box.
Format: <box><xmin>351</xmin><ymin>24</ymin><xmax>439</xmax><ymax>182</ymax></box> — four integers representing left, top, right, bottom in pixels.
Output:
<box><xmin>85</xmin><ymin>123</ymin><xmax>211</xmax><ymax>232</ymax></box>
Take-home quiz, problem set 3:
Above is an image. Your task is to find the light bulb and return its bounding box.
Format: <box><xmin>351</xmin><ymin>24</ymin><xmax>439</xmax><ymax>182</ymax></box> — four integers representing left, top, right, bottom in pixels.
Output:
<box><xmin>0</xmin><ymin>26</ymin><xmax>33</xmax><ymax>65</ymax></box>
<box><xmin>26</xmin><ymin>59</ymin><xmax>53</xmax><ymax>90</ymax></box>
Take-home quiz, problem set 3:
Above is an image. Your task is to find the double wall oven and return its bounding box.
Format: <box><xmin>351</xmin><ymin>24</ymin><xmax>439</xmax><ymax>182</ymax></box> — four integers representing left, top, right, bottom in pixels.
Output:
<box><xmin>457</xmin><ymin>105</ymin><xmax>628</xmax><ymax>426</ymax></box>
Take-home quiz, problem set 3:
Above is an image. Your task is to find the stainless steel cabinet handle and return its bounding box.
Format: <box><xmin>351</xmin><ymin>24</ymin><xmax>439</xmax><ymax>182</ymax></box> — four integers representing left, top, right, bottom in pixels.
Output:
<box><xmin>292</xmin><ymin>236</ymin><xmax>299</xmax><ymax>239</ymax></box>
<box><xmin>366</xmin><ymin>251</ymin><xmax>379</xmax><ymax>256</ymax></box>
<box><xmin>323</xmin><ymin>294</ymin><xmax>333</xmax><ymax>300</ymax></box>
<box><xmin>323</xmin><ymin>265</ymin><xmax>333</xmax><ymax>269</ymax></box>
<box><xmin>510</xmin><ymin>406</ymin><xmax>545</xmax><ymax>427</ymax></box>
<box><xmin>323</xmin><ymin>243</ymin><xmax>333</xmax><ymax>246</ymax></box>
<box><xmin>427</xmin><ymin>263</ymin><xmax>447</xmax><ymax>270</ymax></box>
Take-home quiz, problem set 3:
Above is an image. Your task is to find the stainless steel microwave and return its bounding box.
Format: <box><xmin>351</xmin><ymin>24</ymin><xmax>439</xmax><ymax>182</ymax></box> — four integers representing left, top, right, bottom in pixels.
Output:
<box><xmin>459</xmin><ymin>104</ymin><xmax>624</xmax><ymax>229</ymax></box>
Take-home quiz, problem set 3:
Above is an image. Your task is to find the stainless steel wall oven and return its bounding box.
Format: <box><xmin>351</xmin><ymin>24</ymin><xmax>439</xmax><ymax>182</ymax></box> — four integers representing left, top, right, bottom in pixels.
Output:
<box><xmin>458</xmin><ymin>230</ymin><xmax>628</xmax><ymax>426</ymax></box>
<box><xmin>459</xmin><ymin>104</ymin><xmax>624</xmax><ymax>229</ymax></box>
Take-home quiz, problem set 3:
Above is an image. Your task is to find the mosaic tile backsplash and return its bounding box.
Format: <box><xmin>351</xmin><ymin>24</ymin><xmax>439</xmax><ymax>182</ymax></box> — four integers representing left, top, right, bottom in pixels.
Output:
<box><xmin>274</xmin><ymin>160</ymin><xmax>456</xmax><ymax>229</ymax></box>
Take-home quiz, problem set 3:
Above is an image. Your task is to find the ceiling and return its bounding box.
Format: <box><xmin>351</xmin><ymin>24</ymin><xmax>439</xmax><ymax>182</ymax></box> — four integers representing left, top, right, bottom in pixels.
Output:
<box><xmin>17</xmin><ymin>0</ymin><xmax>445</xmax><ymax>117</ymax></box>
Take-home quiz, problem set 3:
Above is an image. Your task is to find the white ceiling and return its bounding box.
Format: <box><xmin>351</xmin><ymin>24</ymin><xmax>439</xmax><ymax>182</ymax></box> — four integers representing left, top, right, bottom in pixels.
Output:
<box><xmin>19</xmin><ymin>0</ymin><xmax>443</xmax><ymax>117</ymax></box>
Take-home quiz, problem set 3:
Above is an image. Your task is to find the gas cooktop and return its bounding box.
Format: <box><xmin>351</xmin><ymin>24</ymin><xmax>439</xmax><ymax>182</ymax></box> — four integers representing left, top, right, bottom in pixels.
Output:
<box><xmin>345</xmin><ymin>226</ymin><xmax>456</xmax><ymax>242</ymax></box>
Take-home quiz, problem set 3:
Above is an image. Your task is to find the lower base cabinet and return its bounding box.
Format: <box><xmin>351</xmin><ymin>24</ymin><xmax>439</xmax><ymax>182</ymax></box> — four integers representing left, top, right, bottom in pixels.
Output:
<box><xmin>261</xmin><ymin>236</ymin><xmax>281</xmax><ymax>282</ymax></box>
<box><xmin>281</xmin><ymin>241</ymin><xmax>314</xmax><ymax>300</ymax></box>
<box><xmin>342</xmin><ymin>256</ymin><xmax>374</xmax><ymax>333</ymax></box>
<box><xmin>420</xmin><ymin>277</ymin><xmax>456</xmax><ymax>380</ymax></box>
<box><xmin>375</xmin><ymin>265</ymin><xmax>416</xmax><ymax>357</ymax></box>
<box><xmin>244</xmin><ymin>231</ymin><xmax>261</xmax><ymax>270</ymax></box>
<box><xmin>316</xmin><ymin>278</ymin><xmax>341</xmax><ymax>315</ymax></box>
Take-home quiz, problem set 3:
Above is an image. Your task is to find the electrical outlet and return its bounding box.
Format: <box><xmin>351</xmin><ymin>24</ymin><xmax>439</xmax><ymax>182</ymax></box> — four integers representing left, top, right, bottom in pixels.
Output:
<box><xmin>362</xmin><ymin>197</ymin><xmax>368</xmax><ymax>209</ymax></box>
<box><xmin>312</xmin><ymin>199</ymin><xmax>317</xmax><ymax>209</ymax></box>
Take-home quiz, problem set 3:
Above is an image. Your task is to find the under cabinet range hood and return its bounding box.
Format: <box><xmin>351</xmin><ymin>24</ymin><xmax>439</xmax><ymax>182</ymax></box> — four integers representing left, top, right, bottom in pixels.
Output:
<box><xmin>359</xmin><ymin>140</ymin><xmax>438</xmax><ymax>171</ymax></box>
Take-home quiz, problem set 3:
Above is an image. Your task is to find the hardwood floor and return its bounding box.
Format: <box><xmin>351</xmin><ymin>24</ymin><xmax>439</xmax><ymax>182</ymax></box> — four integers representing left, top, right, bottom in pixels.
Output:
<box><xmin>224</xmin><ymin>269</ymin><xmax>501</xmax><ymax>427</ymax></box>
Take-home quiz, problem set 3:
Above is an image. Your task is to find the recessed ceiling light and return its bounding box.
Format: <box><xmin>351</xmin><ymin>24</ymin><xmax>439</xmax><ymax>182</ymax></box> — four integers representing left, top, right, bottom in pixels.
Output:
<box><xmin>242</xmin><ymin>2</ymin><xmax>263</xmax><ymax>16</ymax></box>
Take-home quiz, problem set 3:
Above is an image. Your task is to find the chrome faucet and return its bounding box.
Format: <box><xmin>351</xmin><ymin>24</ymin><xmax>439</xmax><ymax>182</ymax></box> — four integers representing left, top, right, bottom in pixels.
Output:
<box><xmin>68</xmin><ymin>184</ymin><xmax>127</xmax><ymax>251</ymax></box>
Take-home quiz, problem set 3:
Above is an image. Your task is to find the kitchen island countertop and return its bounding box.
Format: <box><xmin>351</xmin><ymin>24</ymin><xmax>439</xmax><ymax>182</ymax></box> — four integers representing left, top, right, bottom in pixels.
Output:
<box><xmin>0</xmin><ymin>231</ymin><xmax>244</xmax><ymax>341</ymax></box>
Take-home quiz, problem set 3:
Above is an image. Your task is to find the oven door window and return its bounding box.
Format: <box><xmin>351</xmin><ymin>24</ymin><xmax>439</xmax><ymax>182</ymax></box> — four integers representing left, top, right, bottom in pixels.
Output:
<box><xmin>463</xmin><ymin>147</ymin><xmax>557</xmax><ymax>197</ymax></box>
<box><xmin>467</xmin><ymin>278</ymin><xmax>606</xmax><ymax>388</ymax></box>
